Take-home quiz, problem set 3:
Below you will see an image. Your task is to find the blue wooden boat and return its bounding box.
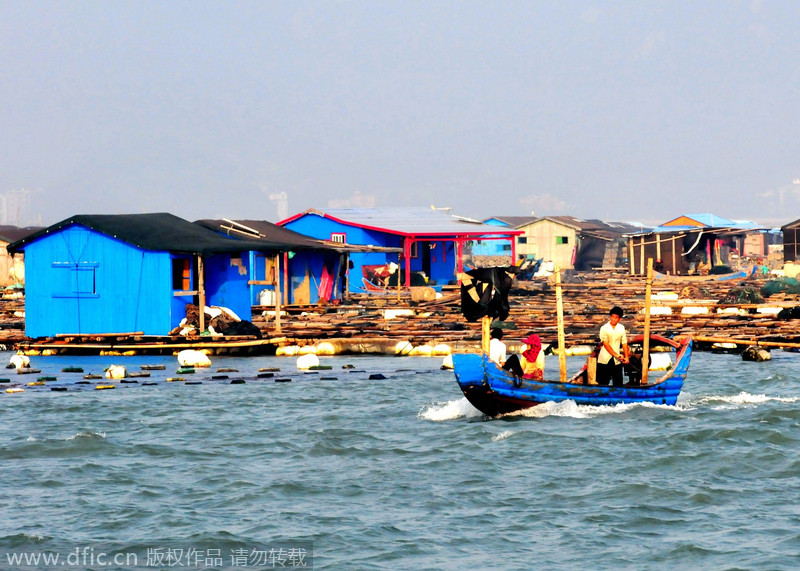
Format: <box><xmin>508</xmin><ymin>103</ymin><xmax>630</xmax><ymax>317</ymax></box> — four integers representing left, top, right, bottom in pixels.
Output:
<box><xmin>452</xmin><ymin>334</ymin><xmax>693</xmax><ymax>417</ymax></box>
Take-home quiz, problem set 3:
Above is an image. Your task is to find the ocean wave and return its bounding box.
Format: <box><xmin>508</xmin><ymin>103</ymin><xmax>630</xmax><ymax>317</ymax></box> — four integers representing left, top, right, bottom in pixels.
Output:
<box><xmin>65</xmin><ymin>431</ymin><xmax>107</xmax><ymax>441</ymax></box>
<box><xmin>491</xmin><ymin>430</ymin><xmax>514</xmax><ymax>441</ymax></box>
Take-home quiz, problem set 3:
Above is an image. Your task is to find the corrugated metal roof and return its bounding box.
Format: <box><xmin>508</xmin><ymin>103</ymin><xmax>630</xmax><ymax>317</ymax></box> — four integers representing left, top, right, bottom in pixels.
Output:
<box><xmin>296</xmin><ymin>207</ymin><xmax>521</xmax><ymax>237</ymax></box>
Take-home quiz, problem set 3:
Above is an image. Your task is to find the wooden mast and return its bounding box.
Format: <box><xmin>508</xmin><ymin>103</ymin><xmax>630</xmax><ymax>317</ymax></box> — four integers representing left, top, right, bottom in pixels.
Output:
<box><xmin>555</xmin><ymin>267</ymin><xmax>567</xmax><ymax>383</ymax></box>
<box><xmin>641</xmin><ymin>258</ymin><xmax>653</xmax><ymax>385</ymax></box>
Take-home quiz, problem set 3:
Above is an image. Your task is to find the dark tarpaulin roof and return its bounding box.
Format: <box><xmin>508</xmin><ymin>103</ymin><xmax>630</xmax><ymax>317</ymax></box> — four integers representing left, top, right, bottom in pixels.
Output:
<box><xmin>195</xmin><ymin>219</ymin><xmax>343</xmax><ymax>251</ymax></box>
<box><xmin>198</xmin><ymin>219</ymin><xmax>402</xmax><ymax>254</ymax></box>
<box><xmin>6</xmin><ymin>213</ymin><xmax>329</xmax><ymax>256</ymax></box>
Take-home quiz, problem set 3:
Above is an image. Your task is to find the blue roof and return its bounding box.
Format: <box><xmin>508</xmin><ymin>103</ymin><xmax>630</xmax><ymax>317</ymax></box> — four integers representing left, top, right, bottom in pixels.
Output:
<box><xmin>288</xmin><ymin>207</ymin><xmax>521</xmax><ymax>237</ymax></box>
<box><xmin>676</xmin><ymin>213</ymin><xmax>737</xmax><ymax>227</ymax></box>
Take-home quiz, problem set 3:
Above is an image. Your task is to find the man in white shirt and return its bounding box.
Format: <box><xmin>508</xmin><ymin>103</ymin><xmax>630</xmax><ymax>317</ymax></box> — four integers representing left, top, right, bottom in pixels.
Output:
<box><xmin>597</xmin><ymin>306</ymin><xmax>630</xmax><ymax>386</ymax></box>
<box><xmin>489</xmin><ymin>328</ymin><xmax>507</xmax><ymax>366</ymax></box>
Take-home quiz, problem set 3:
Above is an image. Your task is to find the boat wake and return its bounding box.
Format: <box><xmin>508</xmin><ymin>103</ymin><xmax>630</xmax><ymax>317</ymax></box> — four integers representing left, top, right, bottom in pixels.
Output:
<box><xmin>422</xmin><ymin>391</ymin><xmax>799</xmax><ymax>422</ymax></box>
<box><xmin>418</xmin><ymin>398</ymin><xmax>485</xmax><ymax>421</ymax></box>
<box><xmin>681</xmin><ymin>391</ymin><xmax>799</xmax><ymax>410</ymax></box>
<box><xmin>504</xmin><ymin>399</ymin><xmax>673</xmax><ymax>419</ymax></box>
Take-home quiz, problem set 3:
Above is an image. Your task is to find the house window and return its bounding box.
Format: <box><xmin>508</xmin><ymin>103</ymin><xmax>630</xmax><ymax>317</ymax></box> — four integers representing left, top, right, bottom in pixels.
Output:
<box><xmin>518</xmin><ymin>237</ymin><xmax>528</xmax><ymax>244</ymax></box>
<box><xmin>51</xmin><ymin>261</ymin><xmax>99</xmax><ymax>298</ymax></box>
<box><xmin>331</xmin><ymin>233</ymin><xmax>346</xmax><ymax>244</ymax></box>
<box><xmin>172</xmin><ymin>258</ymin><xmax>191</xmax><ymax>290</ymax></box>
<box><xmin>410</xmin><ymin>242</ymin><xmax>419</xmax><ymax>258</ymax></box>
<box><xmin>502</xmin><ymin>244</ymin><xmax>511</xmax><ymax>251</ymax></box>
<box><xmin>556</xmin><ymin>236</ymin><xmax>569</xmax><ymax>245</ymax></box>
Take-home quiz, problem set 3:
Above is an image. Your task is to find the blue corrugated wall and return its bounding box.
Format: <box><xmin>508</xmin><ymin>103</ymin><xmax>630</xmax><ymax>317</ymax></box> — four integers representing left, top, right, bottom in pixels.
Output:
<box><xmin>23</xmin><ymin>225</ymin><xmax>173</xmax><ymax>337</ymax></box>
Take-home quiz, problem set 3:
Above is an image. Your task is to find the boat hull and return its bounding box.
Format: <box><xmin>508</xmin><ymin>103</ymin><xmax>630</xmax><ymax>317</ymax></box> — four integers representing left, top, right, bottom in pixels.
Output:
<box><xmin>452</xmin><ymin>335</ymin><xmax>692</xmax><ymax>417</ymax></box>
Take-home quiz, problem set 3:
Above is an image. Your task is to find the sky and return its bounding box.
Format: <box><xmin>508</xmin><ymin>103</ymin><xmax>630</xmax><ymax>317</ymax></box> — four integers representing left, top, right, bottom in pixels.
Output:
<box><xmin>1</xmin><ymin>1</ymin><xmax>799</xmax><ymax>228</ymax></box>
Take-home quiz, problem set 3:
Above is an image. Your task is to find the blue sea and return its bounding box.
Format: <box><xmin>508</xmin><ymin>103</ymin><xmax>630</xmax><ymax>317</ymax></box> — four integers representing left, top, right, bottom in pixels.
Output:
<box><xmin>0</xmin><ymin>349</ymin><xmax>799</xmax><ymax>570</ymax></box>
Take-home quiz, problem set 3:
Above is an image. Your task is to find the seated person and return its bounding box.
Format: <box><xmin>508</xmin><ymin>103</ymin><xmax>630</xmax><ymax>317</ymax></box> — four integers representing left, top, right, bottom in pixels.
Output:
<box><xmin>503</xmin><ymin>333</ymin><xmax>545</xmax><ymax>380</ymax></box>
<box><xmin>489</xmin><ymin>328</ymin><xmax>507</xmax><ymax>366</ymax></box>
<box><xmin>623</xmin><ymin>352</ymin><xmax>650</xmax><ymax>385</ymax></box>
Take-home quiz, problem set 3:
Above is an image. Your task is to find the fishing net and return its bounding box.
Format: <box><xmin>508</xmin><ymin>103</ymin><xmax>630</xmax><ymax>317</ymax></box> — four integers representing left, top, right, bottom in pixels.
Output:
<box><xmin>720</xmin><ymin>287</ymin><xmax>764</xmax><ymax>304</ymax></box>
<box><xmin>760</xmin><ymin>278</ymin><xmax>800</xmax><ymax>298</ymax></box>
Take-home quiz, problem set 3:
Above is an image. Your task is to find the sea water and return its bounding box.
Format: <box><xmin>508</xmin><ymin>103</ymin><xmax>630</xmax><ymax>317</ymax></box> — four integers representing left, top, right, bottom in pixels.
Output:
<box><xmin>0</xmin><ymin>350</ymin><xmax>799</xmax><ymax>570</ymax></box>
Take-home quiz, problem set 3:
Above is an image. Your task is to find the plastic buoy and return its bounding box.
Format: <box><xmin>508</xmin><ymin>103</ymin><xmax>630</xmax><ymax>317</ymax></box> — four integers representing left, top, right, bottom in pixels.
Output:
<box><xmin>297</xmin><ymin>354</ymin><xmax>320</xmax><ymax>370</ymax></box>
<box><xmin>9</xmin><ymin>353</ymin><xmax>30</xmax><ymax>369</ymax></box>
<box><xmin>368</xmin><ymin>373</ymin><xmax>387</xmax><ymax>380</ymax></box>
<box><xmin>104</xmin><ymin>365</ymin><xmax>127</xmax><ymax>379</ymax></box>
<box><xmin>6</xmin><ymin>387</ymin><xmax>24</xmax><ymax>393</ymax></box>
<box><xmin>95</xmin><ymin>385</ymin><xmax>116</xmax><ymax>390</ymax></box>
<box><xmin>177</xmin><ymin>350</ymin><xmax>211</xmax><ymax>368</ymax></box>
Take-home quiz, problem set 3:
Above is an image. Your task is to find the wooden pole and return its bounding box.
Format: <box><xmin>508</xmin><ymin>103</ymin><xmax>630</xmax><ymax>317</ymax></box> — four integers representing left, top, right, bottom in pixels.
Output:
<box><xmin>197</xmin><ymin>255</ymin><xmax>205</xmax><ymax>333</ymax></box>
<box><xmin>641</xmin><ymin>258</ymin><xmax>653</xmax><ymax>385</ymax></box>
<box><xmin>397</xmin><ymin>252</ymin><xmax>402</xmax><ymax>301</ymax></box>
<box><xmin>274</xmin><ymin>253</ymin><xmax>282</xmax><ymax>334</ymax></box>
<box><xmin>555</xmin><ymin>267</ymin><xmax>567</xmax><ymax>383</ymax></box>
<box><xmin>671</xmin><ymin>235</ymin><xmax>677</xmax><ymax>275</ymax></box>
<box><xmin>628</xmin><ymin>237</ymin><xmax>635</xmax><ymax>275</ymax></box>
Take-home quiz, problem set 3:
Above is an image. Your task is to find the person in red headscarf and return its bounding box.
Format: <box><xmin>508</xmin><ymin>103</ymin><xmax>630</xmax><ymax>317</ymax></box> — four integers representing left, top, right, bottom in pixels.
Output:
<box><xmin>502</xmin><ymin>332</ymin><xmax>546</xmax><ymax>380</ymax></box>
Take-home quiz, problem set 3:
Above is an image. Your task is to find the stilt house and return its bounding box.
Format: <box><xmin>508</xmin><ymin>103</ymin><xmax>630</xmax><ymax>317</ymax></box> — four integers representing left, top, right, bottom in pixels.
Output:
<box><xmin>7</xmin><ymin>213</ymin><xmax>344</xmax><ymax>338</ymax></box>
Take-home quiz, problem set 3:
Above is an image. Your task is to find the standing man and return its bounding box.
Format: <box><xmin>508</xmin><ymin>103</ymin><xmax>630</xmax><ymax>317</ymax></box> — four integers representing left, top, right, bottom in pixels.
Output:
<box><xmin>597</xmin><ymin>306</ymin><xmax>630</xmax><ymax>386</ymax></box>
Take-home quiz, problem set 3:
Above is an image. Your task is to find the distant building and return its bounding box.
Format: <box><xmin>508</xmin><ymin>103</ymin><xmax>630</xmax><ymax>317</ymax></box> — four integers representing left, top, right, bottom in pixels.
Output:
<box><xmin>626</xmin><ymin>213</ymin><xmax>768</xmax><ymax>275</ymax></box>
<box><xmin>514</xmin><ymin>216</ymin><xmax>640</xmax><ymax>271</ymax></box>
<box><xmin>470</xmin><ymin>216</ymin><xmax>538</xmax><ymax>258</ymax></box>
<box><xmin>0</xmin><ymin>225</ymin><xmax>42</xmax><ymax>286</ymax></box>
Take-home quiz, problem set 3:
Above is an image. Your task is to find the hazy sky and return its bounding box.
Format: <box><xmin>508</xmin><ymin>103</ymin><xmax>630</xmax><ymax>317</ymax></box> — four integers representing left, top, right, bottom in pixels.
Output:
<box><xmin>2</xmin><ymin>1</ymin><xmax>799</xmax><ymax>227</ymax></box>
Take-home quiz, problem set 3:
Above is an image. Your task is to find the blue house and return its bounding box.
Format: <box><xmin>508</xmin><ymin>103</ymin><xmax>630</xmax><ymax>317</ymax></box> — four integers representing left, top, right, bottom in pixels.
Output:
<box><xmin>280</xmin><ymin>207</ymin><xmax>522</xmax><ymax>292</ymax></box>
<box><xmin>470</xmin><ymin>216</ymin><xmax>538</xmax><ymax>257</ymax></box>
<box><xmin>196</xmin><ymin>219</ymin><xmax>356</xmax><ymax>306</ymax></box>
<box><xmin>7</xmin><ymin>213</ymin><xmax>344</xmax><ymax>338</ymax></box>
